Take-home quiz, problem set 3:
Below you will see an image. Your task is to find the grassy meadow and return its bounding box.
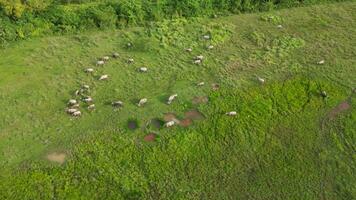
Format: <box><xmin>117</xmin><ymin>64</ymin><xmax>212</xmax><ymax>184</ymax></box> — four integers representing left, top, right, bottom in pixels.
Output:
<box><xmin>0</xmin><ymin>1</ymin><xmax>355</xmax><ymax>199</ymax></box>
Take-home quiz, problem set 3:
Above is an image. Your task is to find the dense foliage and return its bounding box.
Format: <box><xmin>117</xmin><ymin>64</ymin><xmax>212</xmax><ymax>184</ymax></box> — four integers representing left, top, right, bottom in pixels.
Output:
<box><xmin>0</xmin><ymin>0</ymin><xmax>349</xmax><ymax>47</ymax></box>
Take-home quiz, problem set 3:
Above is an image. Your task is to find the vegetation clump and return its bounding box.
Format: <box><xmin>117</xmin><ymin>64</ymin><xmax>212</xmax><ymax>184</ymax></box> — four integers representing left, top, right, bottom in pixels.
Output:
<box><xmin>0</xmin><ymin>0</ymin><xmax>348</xmax><ymax>47</ymax></box>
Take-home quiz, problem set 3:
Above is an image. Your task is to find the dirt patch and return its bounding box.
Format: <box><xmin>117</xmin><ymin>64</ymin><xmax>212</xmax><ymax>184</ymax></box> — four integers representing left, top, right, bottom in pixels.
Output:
<box><xmin>47</xmin><ymin>152</ymin><xmax>66</xmax><ymax>164</ymax></box>
<box><xmin>150</xmin><ymin>118</ymin><xmax>164</xmax><ymax>129</ymax></box>
<box><xmin>185</xmin><ymin>110</ymin><xmax>205</xmax><ymax>120</ymax></box>
<box><xmin>128</xmin><ymin>120</ymin><xmax>138</xmax><ymax>130</ymax></box>
<box><xmin>179</xmin><ymin>118</ymin><xmax>193</xmax><ymax>127</ymax></box>
<box><xmin>328</xmin><ymin>101</ymin><xmax>351</xmax><ymax>119</ymax></box>
<box><xmin>163</xmin><ymin>113</ymin><xmax>180</xmax><ymax>123</ymax></box>
<box><xmin>192</xmin><ymin>96</ymin><xmax>209</xmax><ymax>105</ymax></box>
<box><xmin>212</xmin><ymin>83</ymin><xmax>220</xmax><ymax>91</ymax></box>
<box><xmin>144</xmin><ymin>133</ymin><xmax>157</xmax><ymax>142</ymax></box>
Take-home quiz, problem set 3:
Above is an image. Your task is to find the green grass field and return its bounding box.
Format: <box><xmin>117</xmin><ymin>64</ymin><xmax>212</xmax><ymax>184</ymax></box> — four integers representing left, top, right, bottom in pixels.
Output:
<box><xmin>0</xmin><ymin>2</ymin><xmax>355</xmax><ymax>199</ymax></box>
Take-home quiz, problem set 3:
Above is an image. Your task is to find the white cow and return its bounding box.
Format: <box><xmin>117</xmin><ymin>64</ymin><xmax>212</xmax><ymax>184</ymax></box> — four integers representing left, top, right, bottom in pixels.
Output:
<box><xmin>85</xmin><ymin>68</ymin><xmax>94</xmax><ymax>73</ymax></box>
<box><xmin>138</xmin><ymin>98</ymin><xmax>147</xmax><ymax>107</ymax></box>
<box><xmin>139</xmin><ymin>67</ymin><xmax>148</xmax><ymax>72</ymax></box>
<box><xmin>99</xmin><ymin>75</ymin><xmax>108</xmax><ymax>80</ymax></box>
<box><xmin>70</xmin><ymin>103</ymin><xmax>80</xmax><ymax>108</ymax></box>
<box><xmin>97</xmin><ymin>60</ymin><xmax>105</xmax><ymax>66</ymax></box>
<box><xmin>226</xmin><ymin>111</ymin><xmax>237</xmax><ymax>116</ymax></box>
<box><xmin>68</xmin><ymin>99</ymin><xmax>77</xmax><ymax>105</ymax></box>
<box><xmin>197</xmin><ymin>82</ymin><xmax>205</xmax><ymax>86</ymax></box>
<box><xmin>103</xmin><ymin>56</ymin><xmax>110</xmax><ymax>61</ymax></box>
<box><xmin>165</xmin><ymin>121</ymin><xmax>175</xmax><ymax>127</ymax></box>
<box><xmin>194</xmin><ymin>60</ymin><xmax>202</xmax><ymax>65</ymax></box>
<box><xmin>113</xmin><ymin>52</ymin><xmax>119</xmax><ymax>58</ymax></box>
<box><xmin>167</xmin><ymin>94</ymin><xmax>178</xmax><ymax>105</ymax></box>
<box><xmin>112</xmin><ymin>101</ymin><xmax>124</xmax><ymax>107</ymax></box>
<box><xmin>83</xmin><ymin>97</ymin><xmax>93</xmax><ymax>103</ymax></box>
<box><xmin>66</xmin><ymin>108</ymin><xmax>77</xmax><ymax>114</ymax></box>
<box><xmin>196</xmin><ymin>55</ymin><xmax>204</xmax><ymax>60</ymax></box>
<box><xmin>72</xmin><ymin>111</ymin><xmax>81</xmax><ymax>117</ymax></box>
<box><xmin>257</xmin><ymin>77</ymin><xmax>265</xmax><ymax>84</ymax></box>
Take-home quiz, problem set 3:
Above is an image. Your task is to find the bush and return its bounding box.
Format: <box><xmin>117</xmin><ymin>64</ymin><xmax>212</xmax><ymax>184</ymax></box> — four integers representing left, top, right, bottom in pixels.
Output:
<box><xmin>80</xmin><ymin>5</ymin><xmax>117</xmax><ymax>29</ymax></box>
<box><xmin>0</xmin><ymin>14</ymin><xmax>18</xmax><ymax>46</ymax></box>
<box><xmin>108</xmin><ymin>0</ymin><xmax>145</xmax><ymax>25</ymax></box>
<box><xmin>0</xmin><ymin>0</ymin><xmax>350</xmax><ymax>47</ymax></box>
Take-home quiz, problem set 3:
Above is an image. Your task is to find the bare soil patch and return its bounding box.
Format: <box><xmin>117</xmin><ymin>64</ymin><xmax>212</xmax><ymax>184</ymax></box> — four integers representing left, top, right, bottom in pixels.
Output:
<box><xmin>185</xmin><ymin>110</ymin><xmax>205</xmax><ymax>120</ymax></box>
<box><xmin>163</xmin><ymin>113</ymin><xmax>180</xmax><ymax>123</ymax></box>
<box><xmin>180</xmin><ymin>118</ymin><xmax>193</xmax><ymax>127</ymax></box>
<box><xmin>192</xmin><ymin>96</ymin><xmax>209</xmax><ymax>105</ymax></box>
<box><xmin>328</xmin><ymin>101</ymin><xmax>351</xmax><ymax>119</ymax></box>
<box><xmin>144</xmin><ymin>133</ymin><xmax>157</xmax><ymax>142</ymax></box>
<box><xmin>47</xmin><ymin>152</ymin><xmax>66</xmax><ymax>164</ymax></box>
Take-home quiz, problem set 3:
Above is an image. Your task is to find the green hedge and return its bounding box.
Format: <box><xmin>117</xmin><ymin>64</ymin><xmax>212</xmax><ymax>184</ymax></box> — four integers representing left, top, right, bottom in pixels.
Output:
<box><xmin>0</xmin><ymin>0</ymin><xmax>349</xmax><ymax>47</ymax></box>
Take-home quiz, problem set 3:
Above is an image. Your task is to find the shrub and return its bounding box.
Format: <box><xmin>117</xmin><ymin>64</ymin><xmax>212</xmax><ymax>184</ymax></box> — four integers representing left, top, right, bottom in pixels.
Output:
<box><xmin>0</xmin><ymin>0</ymin><xmax>350</xmax><ymax>46</ymax></box>
<box><xmin>0</xmin><ymin>14</ymin><xmax>18</xmax><ymax>46</ymax></box>
<box><xmin>108</xmin><ymin>0</ymin><xmax>145</xmax><ymax>25</ymax></box>
<box><xmin>80</xmin><ymin>5</ymin><xmax>117</xmax><ymax>29</ymax></box>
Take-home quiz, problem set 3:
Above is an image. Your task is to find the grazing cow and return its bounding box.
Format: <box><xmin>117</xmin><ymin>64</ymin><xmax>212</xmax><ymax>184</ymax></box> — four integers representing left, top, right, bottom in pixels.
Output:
<box><xmin>72</xmin><ymin>111</ymin><xmax>81</xmax><ymax>117</ymax></box>
<box><xmin>74</xmin><ymin>90</ymin><xmax>80</xmax><ymax>96</ymax></box>
<box><xmin>113</xmin><ymin>53</ymin><xmax>119</xmax><ymax>58</ymax></box>
<box><xmin>194</xmin><ymin>60</ymin><xmax>202</xmax><ymax>65</ymax></box>
<box><xmin>103</xmin><ymin>56</ymin><xmax>110</xmax><ymax>61</ymax></box>
<box><xmin>85</xmin><ymin>68</ymin><xmax>94</xmax><ymax>73</ymax></box>
<box><xmin>83</xmin><ymin>96</ymin><xmax>93</xmax><ymax>103</ymax></box>
<box><xmin>88</xmin><ymin>104</ymin><xmax>95</xmax><ymax>110</ymax></box>
<box><xmin>257</xmin><ymin>77</ymin><xmax>265</xmax><ymax>84</ymax></box>
<box><xmin>66</xmin><ymin>108</ymin><xmax>77</xmax><ymax>114</ymax></box>
<box><xmin>68</xmin><ymin>99</ymin><xmax>77</xmax><ymax>106</ymax></box>
<box><xmin>197</xmin><ymin>82</ymin><xmax>205</xmax><ymax>86</ymax></box>
<box><xmin>167</xmin><ymin>94</ymin><xmax>178</xmax><ymax>105</ymax></box>
<box><xmin>128</xmin><ymin>58</ymin><xmax>134</xmax><ymax>63</ymax></box>
<box><xmin>99</xmin><ymin>75</ymin><xmax>108</xmax><ymax>80</ymax></box>
<box><xmin>97</xmin><ymin>60</ymin><xmax>105</xmax><ymax>66</ymax></box>
<box><xmin>317</xmin><ymin>60</ymin><xmax>325</xmax><ymax>65</ymax></box>
<box><xmin>112</xmin><ymin>101</ymin><xmax>124</xmax><ymax>107</ymax></box>
<box><xmin>70</xmin><ymin>103</ymin><xmax>80</xmax><ymax>109</ymax></box>
<box><xmin>165</xmin><ymin>121</ymin><xmax>175</xmax><ymax>127</ymax></box>
<box><xmin>226</xmin><ymin>111</ymin><xmax>237</xmax><ymax>116</ymax></box>
<box><xmin>196</xmin><ymin>55</ymin><xmax>204</xmax><ymax>60</ymax></box>
<box><xmin>138</xmin><ymin>98</ymin><xmax>147</xmax><ymax>107</ymax></box>
<box><xmin>139</xmin><ymin>67</ymin><xmax>148</xmax><ymax>72</ymax></box>
<box><xmin>186</xmin><ymin>48</ymin><xmax>193</xmax><ymax>52</ymax></box>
